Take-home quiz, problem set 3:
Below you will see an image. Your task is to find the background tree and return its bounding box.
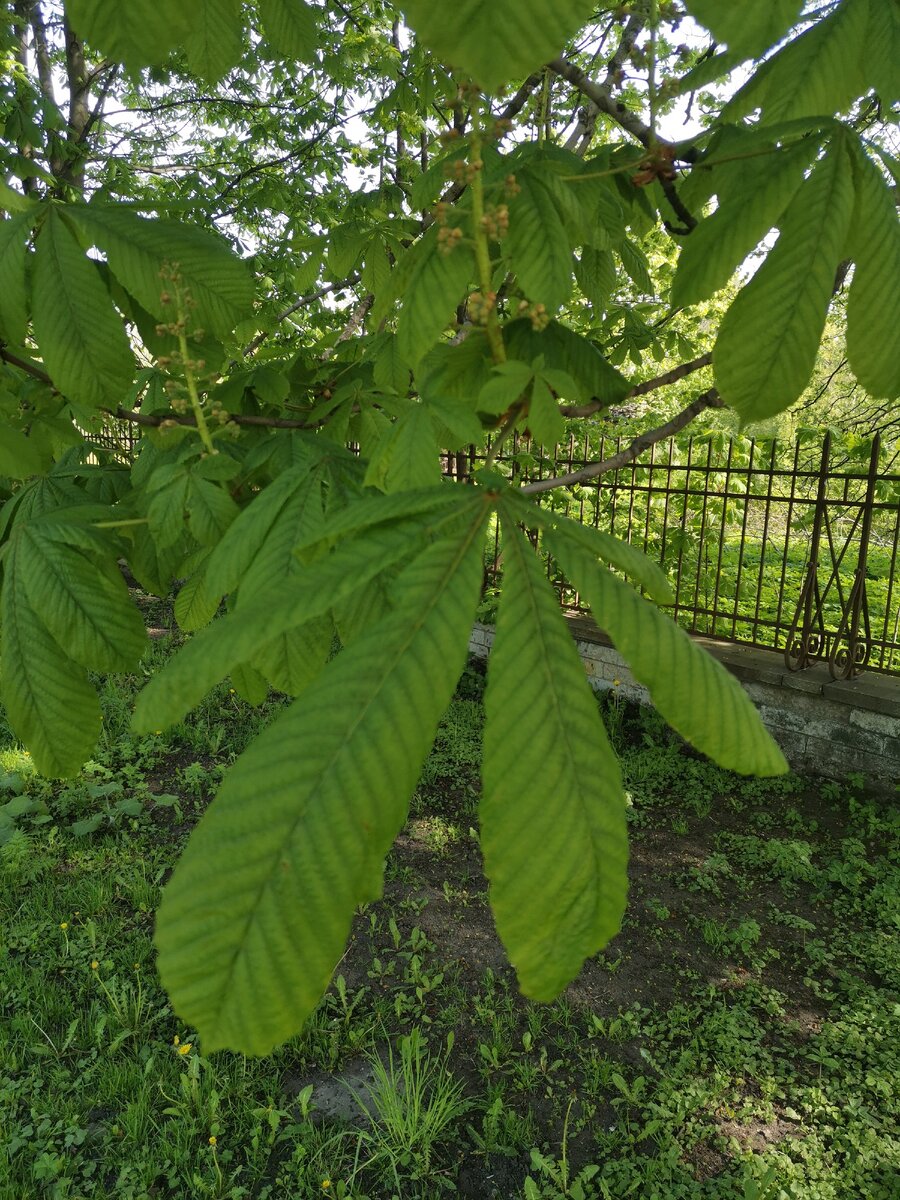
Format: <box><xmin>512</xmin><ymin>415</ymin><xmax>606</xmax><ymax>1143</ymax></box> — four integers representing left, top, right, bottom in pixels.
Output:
<box><xmin>0</xmin><ymin>0</ymin><xmax>897</xmax><ymax>1055</ymax></box>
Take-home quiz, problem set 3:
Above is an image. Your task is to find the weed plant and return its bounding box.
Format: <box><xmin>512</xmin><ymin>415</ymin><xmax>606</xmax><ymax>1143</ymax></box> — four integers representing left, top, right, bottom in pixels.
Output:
<box><xmin>1</xmin><ymin>641</ymin><xmax>897</xmax><ymax>1199</ymax></box>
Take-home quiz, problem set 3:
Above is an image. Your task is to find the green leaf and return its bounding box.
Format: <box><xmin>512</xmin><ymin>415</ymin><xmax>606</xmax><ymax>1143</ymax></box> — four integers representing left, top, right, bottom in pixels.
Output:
<box><xmin>0</xmin><ymin>210</ymin><xmax>38</xmax><ymax>344</ymax></box>
<box><xmin>477</xmin><ymin>360</ymin><xmax>534</xmax><ymax>417</ymax></box>
<box><xmin>32</xmin><ymin>210</ymin><xmax>134</xmax><ymax>408</ymax></box>
<box><xmin>66</xmin><ymin>0</ymin><xmax>193</xmax><ymax>67</ymax></box>
<box><xmin>373</xmin><ymin>334</ymin><xmax>411</xmax><ymax>394</ymax></box>
<box><xmin>259</xmin><ymin>0</ymin><xmax>318</xmax><ymax>61</ymax></box>
<box><xmin>0</xmin><ymin>427</ymin><xmax>45</xmax><ymax>479</ymax></box>
<box><xmin>672</xmin><ymin>137</ymin><xmax>819</xmax><ymax>307</ymax></box>
<box><xmin>714</xmin><ymin>137</ymin><xmax>854</xmax><ymax>423</ymax></box>
<box><xmin>420</xmin><ymin>330</ymin><xmax>494</xmax><ymax>403</ymax></box>
<box><xmin>175</xmin><ymin>565</ymin><xmax>219</xmax><ymax>633</ymax></box>
<box><xmin>684</xmin><ymin>1</ymin><xmax>802</xmax><ymax>60</ymax></box>
<box><xmin>544</xmin><ymin>527</ymin><xmax>787</xmax><ymax>776</ymax></box>
<box><xmin>724</xmin><ymin>0</ymin><xmax>869</xmax><ymax>125</ymax></box>
<box><xmin>526</xmin><ymin>379</ymin><xmax>564</xmax><ymax>447</ymax></box>
<box><xmin>617</xmin><ymin>238</ymin><xmax>653</xmax><ymax>296</ymax></box>
<box><xmin>360</xmin><ymin>238</ymin><xmax>393</xmax><ymax>301</ymax></box>
<box><xmin>867</xmin><ymin>0</ymin><xmax>900</xmax><ymax>105</ymax></box>
<box><xmin>574</xmin><ymin>247</ymin><xmax>615</xmax><ymax>311</ymax></box>
<box><xmin>1</xmin><ymin>514</ymin><xmax>147</xmax><ymax>778</ymax></box>
<box><xmin>220</xmin><ymin>464</ymin><xmax>332</xmax><ymax>695</ymax></box>
<box><xmin>425</xmin><ymin>396</ymin><xmax>484</xmax><ymax>449</ymax></box>
<box><xmin>505</xmin><ymin>493</ymin><xmax>674</xmax><ymax>605</ymax></box>
<box><xmin>845</xmin><ymin>142</ymin><xmax>900</xmax><ymax>399</ymax></box>
<box><xmin>481</xmin><ymin>515</ymin><xmax>627</xmax><ymax>1000</ymax></box>
<box><xmin>230</xmin><ymin>661</ymin><xmax>269</xmax><ymax>706</ymax></box>
<box><xmin>184</xmin><ymin>0</ymin><xmax>242</xmax><ymax>82</ymax></box>
<box><xmin>506</xmin><ymin>173</ymin><xmax>572</xmax><ymax>312</ymax></box>
<box><xmin>505</xmin><ymin>320</ymin><xmax>630</xmax><ymax>408</ymax></box>
<box><xmin>364</xmin><ymin>405</ymin><xmax>442</xmax><ymax>493</ymax></box>
<box><xmin>186</xmin><ymin>477</ymin><xmax>239</xmax><ymax>545</ymax></box>
<box><xmin>400</xmin><ymin>0</ymin><xmax>596</xmax><ymax>93</ymax></box>
<box><xmin>396</xmin><ymin>228</ymin><xmax>473</xmax><ymax>365</ymax></box>
<box><xmin>70</xmin><ymin>205</ymin><xmax>254</xmax><ymax>340</ymax></box>
<box><xmin>17</xmin><ymin>524</ymin><xmax>147</xmax><ymax>670</ymax></box>
<box><xmin>1</xmin><ymin>544</ymin><xmax>101</xmax><ymax>778</ymax></box>
<box><xmin>155</xmin><ymin>511</ymin><xmax>488</xmax><ymax>1053</ymax></box>
<box><xmin>133</xmin><ymin>495</ymin><xmax>482</xmax><ymax>731</ymax></box>
<box><xmin>204</xmin><ymin>464</ymin><xmax>320</xmax><ymax>599</ymax></box>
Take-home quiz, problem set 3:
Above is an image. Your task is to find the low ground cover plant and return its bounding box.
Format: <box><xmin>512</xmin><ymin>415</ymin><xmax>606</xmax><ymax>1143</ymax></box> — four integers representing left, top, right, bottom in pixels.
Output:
<box><xmin>1</xmin><ymin>615</ymin><xmax>897</xmax><ymax>1199</ymax></box>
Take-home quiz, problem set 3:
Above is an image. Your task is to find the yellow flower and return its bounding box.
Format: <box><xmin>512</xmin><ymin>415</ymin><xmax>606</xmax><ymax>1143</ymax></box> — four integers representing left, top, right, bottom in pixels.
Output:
<box><xmin>229</xmin><ymin>688</ymin><xmax>235</xmax><ymax>694</ymax></box>
<box><xmin>178</xmin><ymin>1042</ymin><xmax>193</xmax><ymax>1055</ymax></box>
<box><xmin>321</xmin><ymin>1183</ymin><xmax>331</xmax><ymax>1192</ymax></box>
<box><xmin>59</xmin><ymin>922</ymin><xmax>69</xmax><ymax>930</ymax></box>
<box><xmin>612</xmin><ymin>678</ymin><xmax>621</xmax><ymax>688</ymax></box>
<box><xmin>91</xmin><ymin>960</ymin><xmax>99</xmax><ymax>970</ymax></box>
<box><xmin>208</xmin><ymin>1135</ymin><xmax>217</xmax><ymax>1146</ymax></box>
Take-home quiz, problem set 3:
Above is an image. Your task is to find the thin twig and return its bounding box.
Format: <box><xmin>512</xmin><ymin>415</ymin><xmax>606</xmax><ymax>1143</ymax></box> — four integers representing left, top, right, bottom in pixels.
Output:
<box><xmin>243</xmin><ymin>275</ymin><xmax>360</xmax><ymax>356</ymax></box>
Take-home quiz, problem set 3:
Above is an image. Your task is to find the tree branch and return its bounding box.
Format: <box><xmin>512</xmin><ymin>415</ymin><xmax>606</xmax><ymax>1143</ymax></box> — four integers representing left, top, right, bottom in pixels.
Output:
<box><xmin>563</xmin><ymin>11</ymin><xmax>646</xmax><ymax>154</ymax></box>
<box><xmin>548</xmin><ymin>54</ymin><xmax>671</xmax><ymax>152</ymax></box>
<box><xmin>559</xmin><ymin>352</ymin><xmax>712</xmax><ymax>417</ymax></box>
<box><xmin>110</xmin><ymin>407</ymin><xmax>319</xmax><ymax>430</ymax></box>
<box><xmin>521</xmin><ymin>387</ymin><xmax>723</xmax><ymax>493</ymax></box>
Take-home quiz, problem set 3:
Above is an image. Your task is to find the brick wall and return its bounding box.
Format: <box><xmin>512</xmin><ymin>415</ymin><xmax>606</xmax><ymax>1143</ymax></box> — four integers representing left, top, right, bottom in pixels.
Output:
<box><xmin>469</xmin><ymin>620</ymin><xmax>900</xmax><ymax>792</ymax></box>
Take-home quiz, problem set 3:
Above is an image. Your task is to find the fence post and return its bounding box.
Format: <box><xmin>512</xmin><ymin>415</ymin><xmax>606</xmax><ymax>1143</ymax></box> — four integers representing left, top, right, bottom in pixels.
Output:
<box><xmin>785</xmin><ymin>433</ymin><xmax>831</xmax><ymax>671</ymax></box>
<box><xmin>828</xmin><ymin>434</ymin><xmax>879</xmax><ymax>679</ymax></box>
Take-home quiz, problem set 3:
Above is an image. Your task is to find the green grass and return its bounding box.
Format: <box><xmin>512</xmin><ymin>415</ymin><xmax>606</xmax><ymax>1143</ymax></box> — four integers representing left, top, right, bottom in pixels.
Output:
<box><xmin>1</xmin><ymin>635</ymin><xmax>898</xmax><ymax>1199</ymax></box>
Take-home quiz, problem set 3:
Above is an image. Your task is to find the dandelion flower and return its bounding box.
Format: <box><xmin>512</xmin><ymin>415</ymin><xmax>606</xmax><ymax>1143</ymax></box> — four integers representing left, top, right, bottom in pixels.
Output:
<box><xmin>59</xmin><ymin>922</ymin><xmax>69</xmax><ymax>930</ymax></box>
<box><xmin>321</xmin><ymin>1183</ymin><xmax>331</xmax><ymax>1192</ymax></box>
<box><xmin>173</xmin><ymin>1035</ymin><xmax>180</xmax><ymax>1045</ymax></box>
<box><xmin>91</xmin><ymin>960</ymin><xmax>99</xmax><ymax>970</ymax></box>
<box><xmin>208</xmin><ymin>1135</ymin><xmax>217</xmax><ymax>1146</ymax></box>
<box><xmin>178</xmin><ymin>1042</ymin><xmax>193</xmax><ymax>1055</ymax></box>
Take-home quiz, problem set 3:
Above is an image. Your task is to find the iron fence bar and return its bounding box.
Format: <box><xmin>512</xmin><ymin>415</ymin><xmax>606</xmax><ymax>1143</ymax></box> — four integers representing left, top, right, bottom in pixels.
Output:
<box><xmin>879</xmin><ymin>505</ymin><xmax>900</xmax><ymax>672</ymax></box>
<box><xmin>828</xmin><ymin>434</ymin><xmax>880</xmax><ymax>679</ymax></box>
<box><xmin>672</xmin><ymin>436</ymin><xmax>694</xmax><ymax>625</ymax></box>
<box><xmin>785</xmin><ymin>434</ymin><xmax>831</xmax><ymax>671</ymax></box>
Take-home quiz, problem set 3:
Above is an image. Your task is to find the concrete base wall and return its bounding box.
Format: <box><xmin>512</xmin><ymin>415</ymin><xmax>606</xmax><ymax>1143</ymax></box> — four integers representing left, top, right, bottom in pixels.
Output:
<box><xmin>469</xmin><ymin>619</ymin><xmax>900</xmax><ymax>791</ymax></box>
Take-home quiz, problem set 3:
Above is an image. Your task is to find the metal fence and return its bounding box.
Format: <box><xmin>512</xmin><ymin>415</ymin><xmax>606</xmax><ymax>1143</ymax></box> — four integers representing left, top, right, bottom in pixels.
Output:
<box><xmin>463</xmin><ymin>431</ymin><xmax>900</xmax><ymax>678</ymax></box>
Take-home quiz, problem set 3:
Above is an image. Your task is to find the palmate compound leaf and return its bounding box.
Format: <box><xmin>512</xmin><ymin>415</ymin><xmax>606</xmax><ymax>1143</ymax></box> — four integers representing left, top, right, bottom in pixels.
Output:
<box><xmin>400</xmin><ymin>0</ymin><xmax>597</xmax><ymax>93</ymax></box>
<box><xmin>481</xmin><ymin>509</ymin><xmax>628</xmax><ymax>1001</ymax></box>
<box><xmin>32</xmin><ymin>209</ymin><xmax>134</xmax><ymax>409</ymax></box>
<box><xmin>132</xmin><ymin>489</ymin><xmax>481</xmax><ymax>732</ymax></box>
<box><xmin>154</xmin><ymin>501</ymin><xmax>491</xmax><ymax>1053</ymax></box>
<box><xmin>543</xmin><ymin>526</ymin><xmax>787</xmax><ymax>777</ymax></box>
<box><xmin>1</xmin><ymin>511</ymin><xmax>147</xmax><ymax>777</ymax></box>
<box><xmin>671</xmin><ymin>135</ymin><xmax>820</xmax><ymax>308</ymax></box>
<box><xmin>844</xmin><ymin>141</ymin><xmax>900</xmax><ymax>399</ymax></box>
<box><xmin>502</xmin><ymin>492</ymin><xmax>674</xmax><ymax>606</ymax></box>
<box><xmin>714</xmin><ymin>135</ymin><xmax>855</xmax><ymax>424</ymax></box>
